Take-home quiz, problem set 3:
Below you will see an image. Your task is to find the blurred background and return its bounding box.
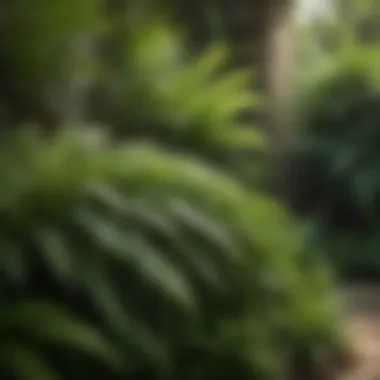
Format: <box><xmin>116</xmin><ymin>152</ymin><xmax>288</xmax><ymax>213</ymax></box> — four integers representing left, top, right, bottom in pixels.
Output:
<box><xmin>0</xmin><ymin>0</ymin><xmax>380</xmax><ymax>379</ymax></box>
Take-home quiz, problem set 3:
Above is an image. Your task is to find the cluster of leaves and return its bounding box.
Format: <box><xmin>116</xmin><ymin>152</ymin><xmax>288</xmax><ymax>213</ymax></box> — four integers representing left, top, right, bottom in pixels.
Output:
<box><xmin>0</xmin><ymin>128</ymin><xmax>346</xmax><ymax>380</ymax></box>
<box><xmin>93</xmin><ymin>18</ymin><xmax>267</xmax><ymax>186</ymax></box>
<box><xmin>0</xmin><ymin>2</ymin><xmax>266</xmax><ymax>186</ymax></box>
<box><xmin>0</xmin><ymin>1</ymin><xmax>347</xmax><ymax>379</ymax></box>
<box><xmin>290</xmin><ymin>45</ymin><xmax>380</xmax><ymax>277</ymax></box>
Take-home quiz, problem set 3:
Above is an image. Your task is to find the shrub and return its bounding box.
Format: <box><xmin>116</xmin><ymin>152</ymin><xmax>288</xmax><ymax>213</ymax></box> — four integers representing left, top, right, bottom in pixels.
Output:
<box><xmin>0</xmin><ymin>128</ymin><xmax>345</xmax><ymax>380</ymax></box>
<box><xmin>0</xmin><ymin>3</ymin><xmax>347</xmax><ymax>378</ymax></box>
<box><xmin>290</xmin><ymin>45</ymin><xmax>380</xmax><ymax>277</ymax></box>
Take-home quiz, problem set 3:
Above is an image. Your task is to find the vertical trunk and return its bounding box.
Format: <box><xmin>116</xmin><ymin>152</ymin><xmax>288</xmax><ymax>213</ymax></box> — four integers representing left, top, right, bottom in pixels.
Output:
<box><xmin>266</xmin><ymin>0</ymin><xmax>296</xmax><ymax>198</ymax></box>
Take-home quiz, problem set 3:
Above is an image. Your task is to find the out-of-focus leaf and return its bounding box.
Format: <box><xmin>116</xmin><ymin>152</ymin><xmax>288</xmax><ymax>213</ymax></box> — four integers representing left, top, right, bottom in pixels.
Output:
<box><xmin>2</xmin><ymin>345</ymin><xmax>59</xmax><ymax>380</ymax></box>
<box><xmin>0</xmin><ymin>302</ymin><xmax>121</xmax><ymax>368</ymax></box>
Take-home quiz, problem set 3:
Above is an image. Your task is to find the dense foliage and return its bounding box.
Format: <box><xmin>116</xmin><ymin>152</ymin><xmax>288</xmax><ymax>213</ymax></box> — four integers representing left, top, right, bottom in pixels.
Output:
<box><xmin>0</xmin><ymin>128</ymin><xmax>345</xmax><ymax>380</ymax></box>
<box><xmin>290</xmin><ymin>46</ymin><xmax>380</xmax><ymax>277</ymax></box>
<box><xmin>91</xmin><ymin>20</ymin><xmax>266</xmax><ymax>185</ymax></box>
<box><xmin>0</xmin><ymin>1</ymin><xmax>347</xmax><ymax>379</ymax></box>
<box><xmin>0</xmin><ymin>3</ymin><xmax>266</xmax><ymax>186</ymax></box>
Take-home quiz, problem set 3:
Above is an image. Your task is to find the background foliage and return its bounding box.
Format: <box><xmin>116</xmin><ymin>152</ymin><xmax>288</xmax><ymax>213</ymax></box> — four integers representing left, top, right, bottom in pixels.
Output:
<box><xmin>292</xmin><ymin>2</ymin><xmax>380</xmax><ymax>278</ymax></box>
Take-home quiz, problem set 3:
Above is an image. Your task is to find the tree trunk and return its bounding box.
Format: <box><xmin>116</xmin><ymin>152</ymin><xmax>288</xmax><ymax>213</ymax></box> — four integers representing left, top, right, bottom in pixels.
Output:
<box><xmin>266</xmin><ymin>0</ymin><xmax>296</xmax><ymax>198</ymax></box>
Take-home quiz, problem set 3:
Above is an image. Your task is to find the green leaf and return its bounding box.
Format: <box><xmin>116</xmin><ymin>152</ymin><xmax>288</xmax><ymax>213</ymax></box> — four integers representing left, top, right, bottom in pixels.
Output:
<box><xmin>185</xmin><ymin>43</ymin><xmax>229</xmax><ymax>83</ymax></box>
<box><xmin>2</xmin><ymin>344</ymin><xmax>59</xmax><ymax>380</ymax></box>
<box><xmin>0</xmin><ymin>302</ymin><xmax>121</xmax><ymax>369</ymax></box>
<box><xmin>0</xmin><ymin>240</ymin><xmax>26</xmax><ymax>284</ymax></box>
<box><xmin>74</xmin><ymin>209</ymin><xmax>197</xmax><ymax>313</ymax></box>
<box><xmin>216</xmin><ymin>127</ymin><xmax>268</xmax><ymax>151</ymax></box>
<box><xmin>168</xmin><ymin>199</ymin><xmax>241</xmax><ymax>262</ymax></box>
<box><xmin>34</xmin><ymin>227</ymin><xmax>74</xmax><ymax>282</ymax></box>
<box><xmin>82</xmin><ymin>267</ymin><xmax>168</xmax><ymax>366</ymax></box>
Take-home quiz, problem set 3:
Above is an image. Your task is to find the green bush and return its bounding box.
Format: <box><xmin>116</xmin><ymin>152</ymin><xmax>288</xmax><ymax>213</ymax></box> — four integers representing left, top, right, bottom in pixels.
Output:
<box><xmin>0</xmin><ymin>128</ymin><xmax>345</xmax><ymax>380</ymax></box>
<box><xmin>290</xmin><ymin>45</ymin><xmax>380</xmax><ymax>277</ymax></box>
<box><xmin>0</xmin><ymin>2</ymin><xmax>347</xmax><ymax>379</ymax></box>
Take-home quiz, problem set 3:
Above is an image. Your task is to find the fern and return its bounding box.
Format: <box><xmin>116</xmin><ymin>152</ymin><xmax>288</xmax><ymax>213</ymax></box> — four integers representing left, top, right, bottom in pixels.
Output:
<box><xmin>0</xmin><ymin>128</ymin><xmax>345</xmax><ymax>379</ymax></box>
<box><xmin>93</xmin><ymin>20</ymin><xmax>266</xmax><ymax>185</ymax></box>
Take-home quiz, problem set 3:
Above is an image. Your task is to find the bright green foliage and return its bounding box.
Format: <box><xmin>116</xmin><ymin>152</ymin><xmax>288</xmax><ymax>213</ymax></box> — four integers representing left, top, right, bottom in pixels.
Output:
<box><xmin>0</xmin><ymin>128</ymin><xmax>345</xmax><ymax>380</ymax></box>
<box><xmin>291</xmin><ymin>46</ymin><xmax>380</xmax><ymax>277</ymax></box>
<box><xmin>93</xmin><ymin>19</ymin><xmax>266</xmax><ymax>184</ymax></box>
<box><xmin>0</xmin><ymin>4</ymin><xmax>266</xmax><ymax>185</ymax></box>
